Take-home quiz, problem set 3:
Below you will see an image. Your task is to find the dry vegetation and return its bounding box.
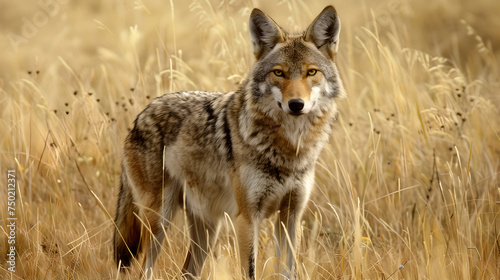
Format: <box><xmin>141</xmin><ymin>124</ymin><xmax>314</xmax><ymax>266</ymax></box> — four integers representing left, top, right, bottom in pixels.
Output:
<box><xmin>1</xmin><ymin>0</ymin><xmax>499</xmax><ymax>279</ymax></box>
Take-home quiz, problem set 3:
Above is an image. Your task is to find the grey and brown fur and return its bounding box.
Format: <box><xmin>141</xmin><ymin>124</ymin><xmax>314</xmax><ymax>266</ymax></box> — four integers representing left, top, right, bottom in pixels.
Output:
<box><xmin>114</xmin><ymin>5</ymin><xmax>345</xmax><ymax>280</ymax></box>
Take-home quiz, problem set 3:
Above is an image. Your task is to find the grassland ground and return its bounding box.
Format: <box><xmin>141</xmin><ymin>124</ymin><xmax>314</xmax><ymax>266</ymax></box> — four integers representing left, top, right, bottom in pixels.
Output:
<box><xmin>1</xmin><ymin>0</ymin><xmax>499</xmax><ymax>279</ymax></box>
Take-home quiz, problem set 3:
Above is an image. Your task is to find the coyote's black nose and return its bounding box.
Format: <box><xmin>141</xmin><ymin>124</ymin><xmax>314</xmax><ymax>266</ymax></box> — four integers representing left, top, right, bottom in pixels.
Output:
<box><xmin>288</xmin><ymin>99</ymin><xmax>305</xmax><ymax>113</ymax></box>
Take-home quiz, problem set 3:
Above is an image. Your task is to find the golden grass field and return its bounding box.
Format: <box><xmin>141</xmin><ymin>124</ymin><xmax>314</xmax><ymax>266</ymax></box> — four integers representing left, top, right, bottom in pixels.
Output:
<box><xmin>1</xmin><ymin>0</ymin><xmax>499</xmax><ymax>279</ymax></box>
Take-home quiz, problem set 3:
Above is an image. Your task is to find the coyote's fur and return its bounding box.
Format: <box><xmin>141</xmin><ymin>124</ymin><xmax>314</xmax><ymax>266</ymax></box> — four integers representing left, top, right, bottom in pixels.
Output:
<box><xmin>114</xmin><ymin>5</ymin><xmax>345</xmax><ymax>279</ymax></box>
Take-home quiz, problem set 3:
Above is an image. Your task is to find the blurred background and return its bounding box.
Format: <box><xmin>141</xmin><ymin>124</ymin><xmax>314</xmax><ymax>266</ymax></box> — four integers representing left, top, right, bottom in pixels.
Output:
<box><xmin>0</xmin><ymin>0</ymin><xmax>499</xmax><ymax>279</ymax></box>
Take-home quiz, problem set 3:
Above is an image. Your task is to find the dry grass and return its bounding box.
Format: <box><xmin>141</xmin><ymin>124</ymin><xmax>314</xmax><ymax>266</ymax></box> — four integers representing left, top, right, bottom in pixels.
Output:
<box><xmin>1</xmin><ymin>0</ymin><xmax>499</xmax><ymax>279</ymax></box>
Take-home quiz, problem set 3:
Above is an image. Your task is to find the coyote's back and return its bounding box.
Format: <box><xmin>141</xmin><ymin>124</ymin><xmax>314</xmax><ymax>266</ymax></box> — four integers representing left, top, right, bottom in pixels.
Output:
<box><xmin>114</xmin><ymin>5</ymin><xmax>345</xmax><ymax>280</ymax></box>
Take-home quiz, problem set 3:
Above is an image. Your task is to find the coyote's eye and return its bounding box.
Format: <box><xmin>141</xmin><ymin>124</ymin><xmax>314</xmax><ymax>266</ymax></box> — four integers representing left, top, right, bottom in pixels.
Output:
<box><xmin>272</xmin><ymin>70</ymin><xmax>284</xmax><ymax>77</ymax></box>
<box><xmin>307</xmin><ymin>69</ymin><xmax>318</xmax><ymax>76</ymax></box>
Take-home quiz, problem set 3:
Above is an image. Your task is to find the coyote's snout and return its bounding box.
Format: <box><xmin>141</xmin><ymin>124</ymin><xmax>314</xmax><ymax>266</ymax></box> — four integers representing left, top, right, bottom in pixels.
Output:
<box><xmin>114</xmin><ymin>5</ymin><xmax>345</xmax><ymax>279</ymax></box>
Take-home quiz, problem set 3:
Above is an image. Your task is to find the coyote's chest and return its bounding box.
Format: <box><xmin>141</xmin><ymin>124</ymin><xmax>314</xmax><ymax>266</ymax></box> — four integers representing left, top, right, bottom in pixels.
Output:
<box><xmin>183</xmin><ymin>99</ymin><xmax>329</xmax><ymax>221</ymax></box>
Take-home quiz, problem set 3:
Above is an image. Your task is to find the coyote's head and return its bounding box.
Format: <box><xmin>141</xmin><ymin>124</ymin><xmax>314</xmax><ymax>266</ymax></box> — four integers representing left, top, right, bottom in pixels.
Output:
<box><xmin>248</xmin><ymin>6</ymin><xmax>345</xmax><ymax>117</ymax></box>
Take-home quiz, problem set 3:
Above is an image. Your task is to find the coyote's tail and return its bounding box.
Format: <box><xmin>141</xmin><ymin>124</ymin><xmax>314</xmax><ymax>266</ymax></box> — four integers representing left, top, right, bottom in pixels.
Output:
<box><xmin>113</xmin><ymin>169</ymin><xmax>142</xmax><ymax>270</ymax></box>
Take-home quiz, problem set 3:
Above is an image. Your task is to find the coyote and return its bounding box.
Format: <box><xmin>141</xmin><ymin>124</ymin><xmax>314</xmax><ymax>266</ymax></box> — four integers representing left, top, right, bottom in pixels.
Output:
<box><xmin>114</xmin><ymin>5</ymin><xmax>344</xmax><ymax>279</ymax></box>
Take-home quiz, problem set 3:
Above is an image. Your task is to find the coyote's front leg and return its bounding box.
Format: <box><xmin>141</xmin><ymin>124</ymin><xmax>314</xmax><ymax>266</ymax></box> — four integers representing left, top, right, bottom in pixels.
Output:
<box><xmin>275</xmin><ymin>186</ymin><xmax>311</xmax><ymax>280</ymax></box>
<box><xmin>236</xmin><ymin>213</ymin><xmax>260</xmax><ymax>279</ymax></box>
<box><xmin>232</xmin><ymin>171</ymin><xmax>258</xmax><ymax>279</ymax></box>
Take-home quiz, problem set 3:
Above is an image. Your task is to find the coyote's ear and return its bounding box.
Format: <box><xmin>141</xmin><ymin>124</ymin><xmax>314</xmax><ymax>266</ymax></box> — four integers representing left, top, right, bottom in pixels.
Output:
<box><xmin>304</xmin><ymin>6</ymin><xmax>341</xmax><ymax>59</ymax></box>
<box><xmin>249</xmin><ymin>8</ymin><xmax>285</xmax><ymax>59</ymax></box>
